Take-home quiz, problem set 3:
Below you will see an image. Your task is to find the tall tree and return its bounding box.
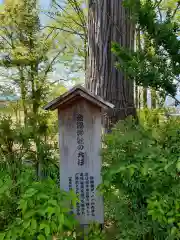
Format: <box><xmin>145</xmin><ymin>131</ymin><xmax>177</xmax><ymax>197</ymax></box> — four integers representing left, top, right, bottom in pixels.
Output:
<box><xmin>0</xmin><ymin>0</ymin><xmax>65</xmax><ymax>122</ymax></box>
<box><xmin>112</xmin><ymin>0</ymin><xmax>180</xmax><ymax>104</ymax></box>
<box><xmin>0</xmin><ymin>0</ymin><xmax>65</xmax><ymax>177</ymax></box>
<box><xmin>86</xmin><ymin>0</ymin><xmax>136</xmax><ymax>128</ymax></box>
<box><xmin>48</xmin><ymin>0</ymin><xmax>87</xmax><ymax>82</ymax></box>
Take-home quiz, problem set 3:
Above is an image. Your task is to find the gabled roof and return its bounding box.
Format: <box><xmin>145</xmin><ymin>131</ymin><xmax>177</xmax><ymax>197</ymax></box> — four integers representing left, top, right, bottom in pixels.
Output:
<box><xmin>44</xmin><ymin>85</ymin><xmax>114</xmax><ymax>111</ymax></box>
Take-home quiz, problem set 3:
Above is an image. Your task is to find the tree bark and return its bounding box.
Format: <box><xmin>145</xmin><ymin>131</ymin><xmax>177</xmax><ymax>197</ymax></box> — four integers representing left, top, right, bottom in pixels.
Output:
<box><xmin>86</xmin><ymin>0</ymin><xmax>136</xmax><ymax>128</ymax></box>
<box><xmin>151</xmin><ymin>89</ymin><xmax>157</xmax><ymax>109</ymax></box>
<box><xmin>135</xmin><ymin>84</ymin><xmax>139</xmax><ymax>109</ymax></box>
<box><xmin>143</xmin><ymin>88</ymin><xmax>148</xmax><ymax>108</ymax></box>
<box><xmin>19</xmin><ymin>67</ymin><xmax>28</xmax><ymax>125</ymax></box>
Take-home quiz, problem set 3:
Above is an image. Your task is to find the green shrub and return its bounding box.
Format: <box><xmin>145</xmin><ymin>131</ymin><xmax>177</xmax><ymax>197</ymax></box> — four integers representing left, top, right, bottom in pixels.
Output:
<box><xmin>0</xmin><ymin>168</ymin><xmax>35</xmax><ymax>231</ymax></box>
<box><xmin>0</xmin><ymin>176</ymin><xmax>77</xmax><ymax>240</ymax></box>
<box><xmin>102</xmin><ymin>116</ymin><xmax>180</xmax><ymax>239</ymax></box>
<box><xmin>0</xmin><ymin>170</ymin><xmax>16</xmax><ymax>230</ymax></box>
<box><xmin>0</xmin><ymin>115</ymin><xmax>77</xmax><ymax>239</ymax></box>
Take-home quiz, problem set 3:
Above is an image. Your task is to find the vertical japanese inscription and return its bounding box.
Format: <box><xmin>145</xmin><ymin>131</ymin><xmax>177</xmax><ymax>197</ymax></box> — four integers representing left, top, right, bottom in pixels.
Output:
<box><xmin>68</xmin><ymin>177</ymin><xmax>73</xmax><ymax>213</ymax></box>
<box><xmin>68</xmin><ymin>177</ymin><xmax>72</xmax><ymax>191</ymax></box>
<box><xmin>90</xmin><ymin>176</ymin><xmax>95</xmax><ymax>216</ymax></box>
<box><xmin>75</xmin><ymin>173</ymin><xmax>80</xmax><ymax>216</ymax></box>
<box><xmin>76</xmin><ymin>114</ymin><xmax>85</xmax><ymax>166</ymax></box>
<box><xmin>74</xmin><ymin>172</ymin><xmax>96</xmax><ymax>217</ymax></box>
<box><xmin>85</xmin><ymin>172</ymin><xmax>90</xmax><ymax>216</ymax></box>
<box><xmin>80</xmin><ymin>173</ymin><xmax>85</xmax><ymax>215</ymax></box>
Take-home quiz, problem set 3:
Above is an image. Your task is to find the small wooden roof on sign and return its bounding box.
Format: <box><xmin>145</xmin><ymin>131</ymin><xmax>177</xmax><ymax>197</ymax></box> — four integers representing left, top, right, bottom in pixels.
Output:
<box><xmin>44</xmin><ymin>85</ymin><xmax>114</xmax><ymax>111</ymax></box>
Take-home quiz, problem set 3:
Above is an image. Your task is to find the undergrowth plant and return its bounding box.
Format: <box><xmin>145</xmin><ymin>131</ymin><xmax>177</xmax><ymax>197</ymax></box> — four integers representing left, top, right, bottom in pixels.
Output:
<box><xmin>102</xmin><ymin>114</ymin><xmax>180</xmax><ymax>239</ymax></box>
<box><xmin>0</xmin><ymin>114</ymin><xmax>76</xmax><ymax>239</ymax></box>
<box><xmin>0</xmin><ymin>178</ymin><xmax>77</xmax><ymax>240</ymax></box>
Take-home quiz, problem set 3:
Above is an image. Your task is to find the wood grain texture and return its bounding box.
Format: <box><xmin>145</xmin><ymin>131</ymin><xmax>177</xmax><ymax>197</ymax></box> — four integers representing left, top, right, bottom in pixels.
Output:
<box><xmin>86</xmin><ymin>0</ymin><xmax>136</xmax><ymax>126</ymax></box>
<box><xmin>58</xmin><ymin>100</ymin><xmax>104</xmax><ymax>224</ymax></box>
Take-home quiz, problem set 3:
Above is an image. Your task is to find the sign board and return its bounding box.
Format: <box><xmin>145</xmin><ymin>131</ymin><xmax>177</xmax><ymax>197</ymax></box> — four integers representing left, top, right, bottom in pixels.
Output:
<box><xmin>44</xmin><ymin>85</ymin><xmax>114</xmax><ymax>224</ymax></box>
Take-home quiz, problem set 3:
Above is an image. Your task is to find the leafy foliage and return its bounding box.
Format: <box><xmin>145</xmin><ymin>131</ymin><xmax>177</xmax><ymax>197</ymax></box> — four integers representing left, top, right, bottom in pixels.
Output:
<box><xmin>0</xmin><ymin>114</ymin><xmax>59</xmax><ymax>179</ymax></box>
<box><xmin>102</xmin><ymin>114</ymin><xmax>180</xmax><ymax>239</ymax></box>
<box><xmin>1</xmin><ymin>178</ymin><xmax>77</xmax><ymax>240</ymax></box>
<box><xmin>45</xmin><ymin>0</ymin><xmax>87</xmax><ymax>82</ymax></box>
<box><xmin>2</xmin><ymin>0</ymin><xmax>180</xmax><ymax>239</ymax></box>
<box><xmin>0</xmin><ymin>0</ymin><xmax>67</xmax><ymax>125</ymax></box>
<box><xmin>112</xmin><ymin>0</ymin><xmax>180</xmax><ymax>98</ymax></box>
<box><xmin>0</xmin><ymin>113</ymin><xmax>74</xmax><ymax>239</ymax></box>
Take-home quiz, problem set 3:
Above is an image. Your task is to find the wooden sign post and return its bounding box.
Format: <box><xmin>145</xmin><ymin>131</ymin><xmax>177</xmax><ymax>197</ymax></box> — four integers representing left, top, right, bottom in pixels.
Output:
<box><xmin>44</xmin><ymin>85</ymin><xmax>114</xmax><ymax>226</ymax></box>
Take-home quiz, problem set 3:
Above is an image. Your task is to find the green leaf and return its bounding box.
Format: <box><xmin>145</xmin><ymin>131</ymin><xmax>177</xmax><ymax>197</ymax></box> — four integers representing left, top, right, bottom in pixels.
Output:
<box><xmin>46</xmin><ymin>207</ymin><xmax>55</xmax><ymax>217</ymax></box>
<box><xmin>128</xmin><ymin>167</ymin><xmax>135</xmax><ymax>177</ymax></box>
<box><xmin>24</xmin><ymin>210</ymin><xmax>35</xmax><ymax>219</ymax></box>
<box><xmin>38</xmin><ymin>234</ymin><xmax>46</xmax><ymax>240</ymax></box>
<box><xmin>40</xmin><ymin>223</ymin><xmax>49</xmax><ymax>230</ymax></box>
<box><xmin>36</xmin><ymin>193</ymin><xmax>49</xmax><ymax>200</ymax></box>
<box><xmin>176</xmin><ymin>161</ymin><xmax>180</xmax><ymax>171</ymax></box>
<box><xmin>44</xmin><ymin>225</ymin><xmax>50</xmax><ymax>236</ymax></box>
<box><xmin>175</xmin><ymin>202</ymin><xmax>179</xmax><ymax>210</ymax></box>
<box><xmin>22</xmin><ymin>220</ymin><xmax>31</xmax><ymax>229</ymax></box>
<box><xmin>31</xmin><ymin>219</ymin><xmax>37</xmax><ymax>230</ymax></box>
<box><xmin>167</xmin><ymin>210</ymin><xmax>174</xmax><ymax>216</ymax></box>
<box><xmin>48</xmin><ymin>199</ymin><xmax>58</xmax><ymax>206</ymax></box>
<box><xmin>19</xmin><ymin>199</ymin><xmax>27</xmax><ymax>213</ymax></box>
<box><xmin>24</xmin><ymin>188</ymin><xmax>38</xmax><ymax>198</ymax></box>
<box><xmin>168</xmin><ymin>218</ymin><xmax>175</xmax><ymax>224</ymax></box>
<box><xmin>171</xmin><ymin>226</ymin><xmax>177</xmax><ymax>235</ymax></box>
<box><xmin>51</xmin><ymin>221</ymin><xmax>57</xmax><ymax>232</ymax></box>
<box><xmin>64</xmin><ymin>216</ymin><xmax>74</xmax><ymax>229</ymax></box>
<box><xmin>0</xmin><ymin>233</ymin><xmax>5</xmax><ymax>240</ymax></box>
<box><xmin>141</xmin><ymin>163</ymin><xmax>149</xmax><ymax>176</ymax></box>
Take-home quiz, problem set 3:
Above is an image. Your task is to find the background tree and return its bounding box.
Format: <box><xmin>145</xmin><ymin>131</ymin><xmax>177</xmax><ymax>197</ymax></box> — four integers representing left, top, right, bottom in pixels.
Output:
<box><xmin>47</xmin><ymin>0</ymin><xmax>87</xmax><ymax>82</ymax></box>
<box><xmin>112</xmin><ymin>0</ymin><xmax>180</xmax><ymax>103</ymax></box>
<box><xmin>0</xmin><ymin>0</ymin><xmax>66</xmax><ymax>121</ymax></box>
<box><xmin>0</xmin><ymin>0</ymin><xmax>67</xmax><ymax>178</ymax></box>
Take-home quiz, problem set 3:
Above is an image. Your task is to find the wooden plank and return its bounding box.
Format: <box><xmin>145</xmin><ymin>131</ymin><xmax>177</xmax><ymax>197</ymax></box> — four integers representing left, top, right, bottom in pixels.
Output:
<box><xmin>58</xmin><ymin>100</ymin><xmax>104</xmax><ymax>224</ymax></box>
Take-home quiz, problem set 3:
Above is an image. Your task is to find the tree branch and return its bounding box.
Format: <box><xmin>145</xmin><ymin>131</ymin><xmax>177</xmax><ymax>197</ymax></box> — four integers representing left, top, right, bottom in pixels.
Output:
<box><xmin>172</xmin><ymin>2</ymin><xmax>180</xmax><ymax>19</ymax></box>
<box><xmin>51</xmin><ymin>1</ymin><xmax>86</xmax><ymax>32</ymax></box>
<box><xmin>43</xmin><ymin>46</ymin><xmax>66</xmax><ymax>79</ymax></box>
<box><xmin>50</xmin><ymin>78</ymin><xmax>69</xmax><ymax>84</ymax></box>
<box><xmin>41</xmin><ymin>25</ymin><xmax>85</xmax><ymax>39</ymax></box>
<box><xmin>157</xmin><ymin>5</ymin><xmax>163</xmax><ymax>22</ymax></box>
<box><xmin>68</xmin><ymin>0</ymin><xmax>87</xmax><ymax>36</ymax></box>
<box><xmin>154</xmin><ymin>0</ymin><xmax>163</xmax><ymax>8</ymax></box>
<box><xmin>0</xmin><ymin>35</ymin><xmax>13</xmax><ymax>47</ymax></box>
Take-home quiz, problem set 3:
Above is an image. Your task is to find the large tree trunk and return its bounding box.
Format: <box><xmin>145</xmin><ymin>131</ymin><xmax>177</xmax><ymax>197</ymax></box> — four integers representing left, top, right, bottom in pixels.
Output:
<box><xmin>86</xmin><ymin>0</ymin><xmax>136</xmax><ymax>128</ymax></box>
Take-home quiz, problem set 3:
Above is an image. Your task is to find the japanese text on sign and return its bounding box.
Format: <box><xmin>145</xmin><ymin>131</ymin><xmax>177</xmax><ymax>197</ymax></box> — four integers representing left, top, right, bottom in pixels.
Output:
<box><xmin>76</xmin><ymin>114</ymin><xmax>85</xmax><ymax>166</ymax></box>
<box><xmin>72</xmin><ymin>172</ymin><xmax>95</xmax><ymax>217</ymax></box>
